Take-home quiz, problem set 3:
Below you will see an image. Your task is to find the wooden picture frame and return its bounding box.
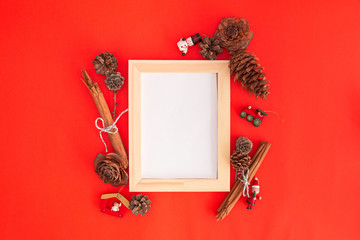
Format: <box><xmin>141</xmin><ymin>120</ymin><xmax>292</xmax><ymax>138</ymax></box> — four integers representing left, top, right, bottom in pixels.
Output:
<box><xmin>129</xmin><ymin>60</ymin><xmax>230</xmax><ymax>192</ymax></box>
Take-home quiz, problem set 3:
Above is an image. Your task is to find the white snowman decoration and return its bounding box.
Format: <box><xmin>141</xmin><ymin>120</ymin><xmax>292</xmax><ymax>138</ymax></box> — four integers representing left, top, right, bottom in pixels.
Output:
<box><xmin>177</xmin><ymin>33</ymin><xmax>202</xmax><ymax>56</ymax></box>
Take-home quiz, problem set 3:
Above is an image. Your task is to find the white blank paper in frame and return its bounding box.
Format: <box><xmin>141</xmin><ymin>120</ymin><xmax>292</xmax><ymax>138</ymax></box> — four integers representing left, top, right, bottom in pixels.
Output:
<box><xmin>141</xmin><ymin>73</ymin><xmax>218</xmax><ymax>179</ymax></box>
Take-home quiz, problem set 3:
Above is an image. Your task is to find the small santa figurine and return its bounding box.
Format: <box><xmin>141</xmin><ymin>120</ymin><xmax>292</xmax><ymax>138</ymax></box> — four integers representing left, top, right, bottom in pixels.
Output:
<box><xmin>246</xmin><ymin>177</ymin><xmax>262</xmax><ymax>210</ymax></box>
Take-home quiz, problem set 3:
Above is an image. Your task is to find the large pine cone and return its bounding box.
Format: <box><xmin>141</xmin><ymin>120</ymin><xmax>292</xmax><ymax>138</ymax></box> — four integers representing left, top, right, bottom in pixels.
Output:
<box><xmin>230</xmin><ymin>51</ymin><xmax>269</xmax><ymax>99</ymax></box>
<box><xmin>230</xmin><ymin>151</ymin><xmax>252</xmax><ymax>173</ymax></box>
<box><xmin>105</xmin><ymin>72</ymin><xmax>124</xmax><ymax>91</ymax></box>
<box><xmin>199</xmin><ymin>37</ymin><xmax>223</xmax><ymax>60</ymax></box>
<box><xmin>94</xmin><ymin>153</ymin><xmax>128</xmax><ymax>187</ymax></box>
<box><xmin>129</xmin><ymin>194</ymin><xmax>151</xmax><ymax>216</ymax></box>
<box><xmin>214</xmin><ymin>17</ymin><xmax>253</xmax><ymax>53</ymax></box>
<box><xmin>235</xmin><ymin>136</ymin><xmax>253</xmax><ymax>154</ymax></box>
<box><xmin>93</xmin><ymin>52</ymin><xmax>118</xmax><ymax>76</ymax></box>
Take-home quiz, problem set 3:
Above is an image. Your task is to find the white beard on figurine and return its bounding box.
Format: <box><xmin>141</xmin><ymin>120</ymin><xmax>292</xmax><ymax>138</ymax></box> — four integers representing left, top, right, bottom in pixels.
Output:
<box><xmin>177</xmin><ymin>33</ymin><xmax>202</xmax><ymax>56</ymax></box>
<box><xmin>111</xmin><ymin>201</ymin><xmax>121</xmax><ymax>212</ymax></box>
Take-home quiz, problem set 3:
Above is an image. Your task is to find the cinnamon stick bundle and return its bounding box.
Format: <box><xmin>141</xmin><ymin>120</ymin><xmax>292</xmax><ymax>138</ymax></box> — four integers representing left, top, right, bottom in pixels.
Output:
<box><xmin>216</xmin><ymin>142</ymin><xmax>271</xmax><ymax>220</ymax></box>
<box><xmin>81</xmin><ymin>70</ymin><xmax>128</xmax><ymax>169</ymax></box>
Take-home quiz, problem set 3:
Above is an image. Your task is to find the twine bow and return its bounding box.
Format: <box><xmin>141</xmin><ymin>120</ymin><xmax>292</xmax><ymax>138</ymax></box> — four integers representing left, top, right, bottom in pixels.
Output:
<box><xmin>95</xmin><ymin>109</ymin><xmax>128</xmax><ymax>152</ymax></box>
<box><xmin>240</xmin><ymin>168</ymin><xmax>251</xmax><ymax>198</ymax></box>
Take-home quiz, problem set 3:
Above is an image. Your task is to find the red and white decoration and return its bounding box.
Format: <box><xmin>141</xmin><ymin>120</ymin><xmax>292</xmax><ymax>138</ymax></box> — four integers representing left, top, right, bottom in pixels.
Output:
<box><xmin>176</xmin><ymin>33</ymin><xmax>202</xmax><ymax>55</ymax></box>
<box><xmin>246</xmin><ymin>177</ymin><xmax>262</xmax><ymax>210</ymax></box>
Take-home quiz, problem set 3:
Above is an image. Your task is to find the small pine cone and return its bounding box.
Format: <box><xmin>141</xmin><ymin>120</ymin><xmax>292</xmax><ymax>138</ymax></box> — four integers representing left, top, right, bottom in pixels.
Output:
<box><xmin>105</xmin><ymin>72</ymin><xmax>124</xmax><ymax>91</ymax></box>
<box><xmin>235</xmin><ymin>136</ymin><xmax>253</xmax><ymax>154</ymax></box>
<box><xmin>94</xmin><ymin>153</ymin><xmax>128</xmax><ymax>187</ymax></box>
<box><xmin>199</xmin><ymin>37</ymin><xmax>223</xmax><ymax>60</ymax></box>
<box><xmin>129</xmin><ymin>194</ymin><xmax>151</xmax><ymax>216</ymax></box>
<box><xmin>214</xmin><ymin>17</ymin><xmax>253</xmax><ymax>53</ymax></box>
<box><xmin>93</xmin><ymin>52</ymin><xmax>118</xmax><ymax>76</ymax></box>
<box><xmin>230</xmin><ymin>151</ymin><xmax>252</xmax><ymax>173</ymax></box>
<box><xmin>230</xmin><ymin>51</ymin><xmax>269</xmax><ymax>99</ymax></box>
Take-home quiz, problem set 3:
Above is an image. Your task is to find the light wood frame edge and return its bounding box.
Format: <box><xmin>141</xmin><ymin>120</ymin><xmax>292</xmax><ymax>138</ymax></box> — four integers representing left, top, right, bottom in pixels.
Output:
<box><xmin>129</xmin><ymin>60</ymin><xmax>230</xmax><ymax>192</ymax></box>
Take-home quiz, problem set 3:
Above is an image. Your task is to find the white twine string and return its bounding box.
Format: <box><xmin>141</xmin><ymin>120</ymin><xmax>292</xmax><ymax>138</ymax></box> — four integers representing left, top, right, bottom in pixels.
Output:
<box><xmin>95</xmin><ymin>109</ymin><xmax>128</xmax><ymax>152</ymax></box>
<box><xmin>240</xmin><ymin>168</ymin><xmax>251</xmax><ymax>198</ymax></box>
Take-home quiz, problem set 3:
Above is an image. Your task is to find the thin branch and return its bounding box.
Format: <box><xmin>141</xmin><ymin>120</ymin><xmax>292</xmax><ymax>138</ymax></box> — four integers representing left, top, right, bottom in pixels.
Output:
<box><xmin>113</xmin><ymin>90</ymin><xmax>118</xmax><ymax>120</ymax></box>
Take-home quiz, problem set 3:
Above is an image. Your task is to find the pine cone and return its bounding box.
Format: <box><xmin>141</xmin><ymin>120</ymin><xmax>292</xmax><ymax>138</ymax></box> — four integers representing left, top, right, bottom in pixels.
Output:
<box><xmin>105</xmin><ymin>72</ymin><xmax>124</xmax><ymax>91</ymax></box>
<box><xmin>230</xmin><ymin>51</ymin><xmax>269</xmax><ymax>99</ymax></box>
<box><xmin>230</xmin><ymin>151</ymin><xmax>252</xmax><ymax>173</ymax></box>
<box><xmin>129</xmin><ymin>194</ymin><xmax>151</xmax><ymax>216</ymax></box>
<box><xmin>199</xmin><ymin>37</ymin><xmax>223</xmax><ymax>60</ymax></box>
<box><xmin>93</xmin><ymin>52</ymin><xmax>118</xmax><ymax>76</ymax></box>
<box><xmin>235</xmin><ymin>136</ymin><xmax>253</xmax><ymax>154</ymax></box>
<box><xmin>214</xmin><ymin>17</ymin><xmax>253</xmax><ymax>53</ymax></box>
<box><xmin>94</xmin><ymin>153</ymin><xmax>128</xmax><ymax>187</ymax></box>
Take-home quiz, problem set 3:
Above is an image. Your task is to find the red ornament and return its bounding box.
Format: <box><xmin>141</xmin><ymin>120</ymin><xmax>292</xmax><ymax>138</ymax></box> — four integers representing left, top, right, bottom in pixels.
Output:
<box><xmin>100</xmin><ymin>193</ymin><xmax>130</xmax><ymax>218</ymax></box>
<box><xmin>240</xmin><ymin>106</ymin><xmax>267</xmax><ymax>127</ymax></box>
<box><xmin>246</xmin><ymin>177</ymin><xmax>262</xmax><ymax>210</ymax></box>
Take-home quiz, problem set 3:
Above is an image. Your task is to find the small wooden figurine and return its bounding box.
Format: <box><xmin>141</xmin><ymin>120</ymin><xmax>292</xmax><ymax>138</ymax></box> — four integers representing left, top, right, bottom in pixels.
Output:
<box><xmin>100</xmin><ymin>193</ymin><xmax>130</xmax><ymax>218</ymax></box>
<box><xmin>177</xmin><ymin>33</ymin><xmax>202</xmax><ymax>55</ymax></box>
<box><xmin>240</xmin><ymin>106</ymin><xmax>267</xmax><ymax>127</ymax></box>
<box><xmin>246</xmin><ymin>177</ymin><xmax>262</xmax><ymax>210</ymax></box>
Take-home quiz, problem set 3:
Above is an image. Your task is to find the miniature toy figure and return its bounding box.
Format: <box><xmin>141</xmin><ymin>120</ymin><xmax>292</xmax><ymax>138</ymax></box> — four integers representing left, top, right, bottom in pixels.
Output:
<box><xmin>111</xmin><ymin>201</ymin><xmax>121</xmax><ymax>212</ymax></box>
<box><xmin>100</xmin><ymin>193</ymin><xmax>130</xmax><ymax>218</ymax></box>
<box><xmin>240</xmin><ymin>105</ymin><xmax>267</xmax><ymax>127</ymax></box>
<box><xmin>246</xmin><ymin>177</ymin><xmax>262</xmax><ymax>210</ymax></box>
<box><xmin>177</xmin><ymin>33</ymin><xmax>202</xmax><ymax>55</ymax></box>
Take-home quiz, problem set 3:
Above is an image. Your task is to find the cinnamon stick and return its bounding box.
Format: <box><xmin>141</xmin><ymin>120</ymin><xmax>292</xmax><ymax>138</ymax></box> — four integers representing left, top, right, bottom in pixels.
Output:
<box><xmin>217</xmin><ymin>142</ymin><xmax>266</xmax><ymax>213</ymax></box>
<box><xmin>216</xmin><ymin>142</ymin><xmax>271</xmax><ymax>220</ymax></box>
<box><xmin>81</xmin><ymin>70</ymin><xmax>129</xmax><ymax>169</ymax></box>
<box><xmin>217</xmin><ymin>143</ymin><xmax>268</xmax><ymax>220</ymax></box>
<box><xmin>223</xmin><ymin>143</ymin><xmax>270</xmax><ymax>214</ymax></box>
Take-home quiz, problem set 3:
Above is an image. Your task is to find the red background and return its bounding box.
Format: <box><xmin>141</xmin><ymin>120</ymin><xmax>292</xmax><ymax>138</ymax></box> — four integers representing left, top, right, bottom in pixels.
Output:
<box><xmin>1</xmin><ymin>0</ymin><xmax>360</xmax><ymax>239</ymax></box>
